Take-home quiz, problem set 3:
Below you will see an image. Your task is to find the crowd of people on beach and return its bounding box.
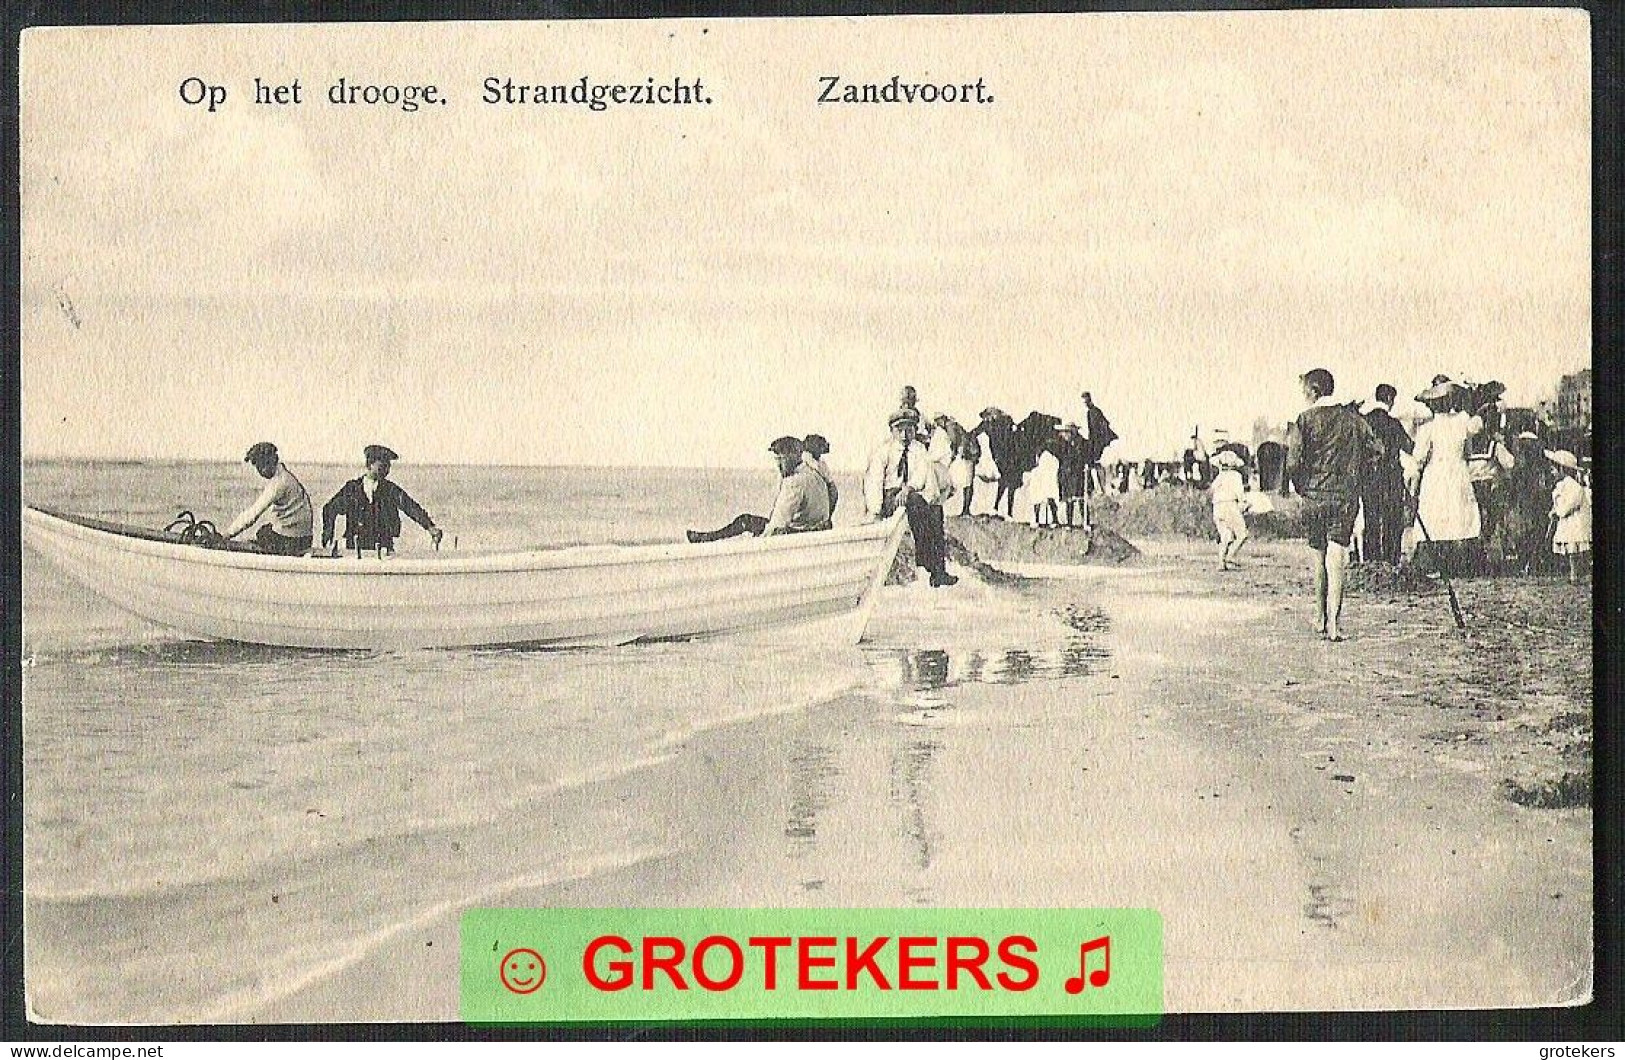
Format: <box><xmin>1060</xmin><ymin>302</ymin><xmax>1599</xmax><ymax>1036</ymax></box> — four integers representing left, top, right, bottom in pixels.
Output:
<box><xmin>876</xmin><ymin>386</ymin><xmax>1121</xmax><ymax>531</ymax></box>
<box><xmin>857</xmin><ymin>385</ymin><xmax>1126</xmax><ymax>586</ymax></box>
<box><xmin>1208</xmin><ymin>368</ymin><xmax>1591</xmax><ymax>642</ymax></box>
<box><xmin>683</xmin><ymin>384</ymin><xmax>1125</xmax><ymax>588</ymax></box>
<box><xmin>1188</xmin><ymin>373</ymin><xmax>1591</xmax><ymax>584</ymax></box>
<box><xmin>692</xmin><ymin>371</ymin><xmax>1590</xmax><ymax>617</ymax></box>
<box><xmin>221</xmin><ymin>372</ymin><xmax>1589</xmax><ymax>622</ymax></box>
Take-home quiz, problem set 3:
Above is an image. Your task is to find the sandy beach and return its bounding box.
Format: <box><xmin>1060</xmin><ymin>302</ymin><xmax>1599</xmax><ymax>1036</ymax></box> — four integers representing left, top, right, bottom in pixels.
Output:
<box><xmin>36</xmin><ymin>530</ymin><xmax>1583</xmax><ymax>1024</ymax></box>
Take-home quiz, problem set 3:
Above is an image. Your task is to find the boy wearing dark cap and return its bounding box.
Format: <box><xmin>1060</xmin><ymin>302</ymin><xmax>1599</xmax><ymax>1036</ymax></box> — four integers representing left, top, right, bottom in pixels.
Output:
<box><xmin>224</xmin><ymin>441</ymin><xmax>315</xmax><ymax>555</ymax></box>
<box><xmin>320</xmin><ymin>444</ymin><xmax>444</xmax><ymax>556</ymax></box>
<box><xmin>686</xmin><ymin>436</ymin><xmax>834</xmax><ymax>543</ymax></box>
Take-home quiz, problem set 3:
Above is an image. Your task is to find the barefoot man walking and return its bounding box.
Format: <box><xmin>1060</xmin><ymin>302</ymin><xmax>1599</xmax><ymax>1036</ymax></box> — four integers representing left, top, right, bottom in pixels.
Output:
<box><xmin>1285</xmin><ymin>368</ymin><xmax>1383</xmax><ymax>641</ymax></box>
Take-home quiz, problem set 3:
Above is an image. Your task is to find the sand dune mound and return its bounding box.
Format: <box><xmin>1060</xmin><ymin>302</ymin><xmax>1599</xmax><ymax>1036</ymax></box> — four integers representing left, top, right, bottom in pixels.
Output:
<box><xmin>888</xmin><ymin>513</ymin><xmax>1139</xmax><ymax>584</ymax></box>
<box><xmin>947</xmin><ymin>514</ymin><xmax>1139</xmax><ymax>565</ymax></box>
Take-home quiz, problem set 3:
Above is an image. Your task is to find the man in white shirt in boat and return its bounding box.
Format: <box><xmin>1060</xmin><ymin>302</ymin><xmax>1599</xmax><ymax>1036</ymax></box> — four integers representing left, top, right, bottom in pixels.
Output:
<box><xmin>223</xmin><ymin>442</ymin><xmax>315</xmax><ymax>555</ymax></box>
<box><xmin>686</xmin><ymin>436</ymin><xmax>834</xmax><ymax>542</ymax></box>
<box><xmin>864</xmin><ymin>408</ymin><xmax>958</xmax><ymax>587</ymax></box>
<box><xmin>321</xmin><ymin>444</ymin><xmax>445</xmax><ymax>556</ymax></box>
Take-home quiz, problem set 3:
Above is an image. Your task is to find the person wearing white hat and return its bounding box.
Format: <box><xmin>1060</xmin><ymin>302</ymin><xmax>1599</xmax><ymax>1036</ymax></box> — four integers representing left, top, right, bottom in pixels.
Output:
<box><xmin>1546</xmin><ymin>449</ymin><xmax>1591</xmax><ymax>584</ymax></box>
<box><xmin>864</xmin><ymin>408</ymin><xmax>957</xmax><ymax>587</ymax></box>
<box><xmin>1209</xmin><ymin>448</ymin><xmax>1250</xmax><ymax>570</ymax></box>
<box><xmin>1410</xmin><ymin>378</ymin><xmax>1484</xmax><ymax>575</ymax></box>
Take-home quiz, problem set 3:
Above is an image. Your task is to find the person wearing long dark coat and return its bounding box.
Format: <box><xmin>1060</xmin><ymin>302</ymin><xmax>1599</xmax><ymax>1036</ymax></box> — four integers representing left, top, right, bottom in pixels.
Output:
<box><xmin>1361</xmin><ymin>385</ymin><xmax>1414</xmax><ymax>565</ymax></box>
<box><xmin>1056</xmin><ymin>425</ymin><xmax>1089</xmax><ymax>527</ymax></box>
<box><xmin>1502</xmin><ymin>431</ymin><xmax>1556</xmax><ymax>573</ymax></box>
<box><xmin>1256</xmin><ymin>439</ymin><xmax>1287</xmax><ymax>494</ymax></box>
<box><xmin>1080</xmin><ymin>392</ymin><xmax>1118</xmax><ymax>495</ymax></box>
<box><xmin>972</xmin><ymin>407</ymin><xmax>1021</xmax><ymax>518</ymax></box>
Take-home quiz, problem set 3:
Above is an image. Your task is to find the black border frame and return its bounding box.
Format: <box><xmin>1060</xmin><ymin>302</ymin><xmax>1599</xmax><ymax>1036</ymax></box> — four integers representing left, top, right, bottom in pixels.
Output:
<box><xmin>2</xmin><ymin>0</ymin><xmax>1618</xmax><ymax>1042</ymax></box>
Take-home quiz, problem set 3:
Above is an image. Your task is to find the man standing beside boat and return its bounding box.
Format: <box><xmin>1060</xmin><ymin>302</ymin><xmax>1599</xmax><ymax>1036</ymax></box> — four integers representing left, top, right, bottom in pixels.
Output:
<box><xmin>864</xmin><ymin>408</ymin><xmax>958</xmax><ymax>588</ymax></box>
<box><xmin>321</xmin><ymin>444</ymin><xmax>444</xmax><ymax>556</ymax></box>
<box><xmin>223</xmin><ymin>442</ymin><xmax>315</xmax><ymax>556</ymax></box>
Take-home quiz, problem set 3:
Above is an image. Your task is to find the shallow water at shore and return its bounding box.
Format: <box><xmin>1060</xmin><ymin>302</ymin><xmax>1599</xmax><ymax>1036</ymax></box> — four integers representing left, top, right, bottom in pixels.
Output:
<box><xmin>21</xmin><ymin>463</ymin><xmax>1589</xmax><ymax>1022</ymax></box>
<box><xmin>22</xmin><ymin>461</ymin><xmax>1126</xmax><ymax>1020</ymax></box>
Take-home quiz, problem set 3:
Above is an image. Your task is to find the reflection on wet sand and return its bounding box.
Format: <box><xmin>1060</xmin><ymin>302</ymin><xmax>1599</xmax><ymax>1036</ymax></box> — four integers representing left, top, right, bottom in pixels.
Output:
<box><xmin>776</xmin><ymin>601</ymin><xmax>1113</xmax><ymax>905</ymax></box>
<box><xmin>868</xmin><ymin>646</ymin><xmax>1106</xmax><ymax>692</ymax></box>
<box><xmin>784</xmin><ymin>741</ymin><xmax>836</xmax><ymax>844</ymax></box>
<box><xmin>783</xmin><ymin>738</ymin><xmax>839</xmax><ymax>893</ymax></box>
<box><xmin>889</xmin><ymin>738</ymin><xmax>940</xmax><ymax>881</ymax></box>
<box><xmin>864</xmin><ymin>612</ymin><xmax>1112</xmax><ymax>695</ymax></box>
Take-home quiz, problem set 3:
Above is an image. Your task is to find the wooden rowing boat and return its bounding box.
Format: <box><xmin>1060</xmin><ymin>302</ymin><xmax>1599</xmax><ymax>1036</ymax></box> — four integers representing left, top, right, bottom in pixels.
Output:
<box><xmin>22</xmin><ymin>506</ymin><xmax>909</xmax><ymax>650</ymax></box>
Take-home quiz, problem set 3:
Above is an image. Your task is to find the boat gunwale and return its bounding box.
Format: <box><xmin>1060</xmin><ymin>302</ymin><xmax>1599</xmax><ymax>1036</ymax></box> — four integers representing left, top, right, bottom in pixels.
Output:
<box><xmin>23</xmin><ymin>505</ymin><xmax>908</xmax><ymax>577</ymax></box>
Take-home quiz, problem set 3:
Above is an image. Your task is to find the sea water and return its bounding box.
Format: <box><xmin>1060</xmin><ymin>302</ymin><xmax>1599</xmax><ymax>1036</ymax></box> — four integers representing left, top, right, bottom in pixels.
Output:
<box><xmin>19</xmin><ymin>461</ymin><xmax>1109</xmax><ymax>1020</ymax></box>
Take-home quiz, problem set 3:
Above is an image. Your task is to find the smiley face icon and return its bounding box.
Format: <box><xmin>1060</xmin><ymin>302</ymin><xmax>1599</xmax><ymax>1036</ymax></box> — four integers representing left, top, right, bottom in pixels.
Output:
<box><xmin>499</xmin><ymin>947</ymin><xmax>547</xmax><ymax>995</ymax></box>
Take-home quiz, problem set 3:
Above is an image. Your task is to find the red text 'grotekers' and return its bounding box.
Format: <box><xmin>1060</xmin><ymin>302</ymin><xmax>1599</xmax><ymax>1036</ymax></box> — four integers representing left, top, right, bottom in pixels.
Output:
<box><xmin>582</xmin><ymin>934</ymin><xmax>1041</xmax><ymax>993</ymax></box>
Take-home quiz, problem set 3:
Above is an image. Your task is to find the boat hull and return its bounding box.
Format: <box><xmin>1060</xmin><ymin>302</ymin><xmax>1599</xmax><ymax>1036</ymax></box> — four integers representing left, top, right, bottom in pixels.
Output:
<box><xmin>22</xmin><ymin>507</ymin><xmax>908</xmax><ymax>650</ymax></box>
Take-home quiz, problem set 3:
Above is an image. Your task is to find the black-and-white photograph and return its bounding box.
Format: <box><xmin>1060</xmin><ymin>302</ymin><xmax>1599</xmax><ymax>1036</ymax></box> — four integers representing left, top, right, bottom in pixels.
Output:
<box><xmin>18</xmin><ymin>10</ymin><xmax>1591</xmax><ymax>1023</ymax></box>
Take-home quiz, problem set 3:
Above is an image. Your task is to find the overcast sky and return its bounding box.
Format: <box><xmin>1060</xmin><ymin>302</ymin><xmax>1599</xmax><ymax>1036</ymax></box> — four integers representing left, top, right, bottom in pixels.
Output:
<box><xmin>21</xmin><ymin>10</ymin><xmax>1589</xmax><ymax>468</ymax></box>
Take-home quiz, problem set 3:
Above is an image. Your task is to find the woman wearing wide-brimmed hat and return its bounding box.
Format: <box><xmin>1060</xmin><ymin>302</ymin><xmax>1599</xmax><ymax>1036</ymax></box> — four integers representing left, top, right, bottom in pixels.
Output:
<box><xmin>1409</xmin><ymin>378</ymin><xmax>1483</xmax><ymax>574</ymax></box>
<box><xmin>972</xmin><ymin>407</ymin><xmax>1021</xmax><ymax>518</ymax></box>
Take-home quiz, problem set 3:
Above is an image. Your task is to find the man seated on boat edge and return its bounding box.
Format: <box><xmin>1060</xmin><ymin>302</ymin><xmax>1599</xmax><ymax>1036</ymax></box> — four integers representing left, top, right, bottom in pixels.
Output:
<box><xmin>321</xmin><ymin>444</ymin><xmax>445</xmax><ymax>557</ymax></box>
<box><xmin>686</xmin><ymin>436</ymin><xmax>835</xmax><ymax>543</ymax></box>
<box><xmin>223</xmin><ymin>442</ymin><xmax>315</xmax><ymax>556</ymax></box>
<box><xmin>863</xmin><ymin>407</ymin><xmax>958</xmax><ymax>587</ymax></box>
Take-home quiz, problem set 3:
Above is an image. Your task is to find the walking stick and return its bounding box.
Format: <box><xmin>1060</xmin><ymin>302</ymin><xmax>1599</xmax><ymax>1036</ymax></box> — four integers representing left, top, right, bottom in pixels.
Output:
<box><xmin>1408</xmin><ymin>491</ymin><xmax>1467</xmax><ymax>632</ymax></box>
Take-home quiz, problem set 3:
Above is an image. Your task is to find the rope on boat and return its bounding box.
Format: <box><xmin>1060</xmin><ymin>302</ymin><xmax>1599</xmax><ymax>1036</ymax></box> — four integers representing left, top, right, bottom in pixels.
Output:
<box><xmin>164</xmin><ymin>510</ymin><xmax>226</xmax><ymax>548</ymax></box>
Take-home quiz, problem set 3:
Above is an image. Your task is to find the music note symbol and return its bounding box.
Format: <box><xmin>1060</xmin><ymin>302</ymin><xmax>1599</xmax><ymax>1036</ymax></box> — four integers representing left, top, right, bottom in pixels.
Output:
<box><xmin>1063</xmin><ymin>935</ymin><xmax>1110</xmax><ymax>994</ymax></box>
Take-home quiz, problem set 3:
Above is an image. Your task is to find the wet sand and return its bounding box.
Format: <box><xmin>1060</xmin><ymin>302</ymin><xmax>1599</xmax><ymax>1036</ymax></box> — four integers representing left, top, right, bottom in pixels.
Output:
<box><xmin>27</xmin><ymin>536</ymin><xmax>1591</xmax><ymax>1022</ymax></box>
<box><xmin>228</xmin><ymin>538</ymin><xmax>1591</xmax><ymax>1021</ymax></box>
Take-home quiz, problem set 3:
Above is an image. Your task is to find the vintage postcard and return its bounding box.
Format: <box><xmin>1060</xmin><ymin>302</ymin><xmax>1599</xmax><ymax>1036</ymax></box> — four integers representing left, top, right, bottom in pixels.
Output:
<box><xmin>18</xmin><ymin>9</ymin><xmax>1591</xmax><ymax>1025</ymax></box>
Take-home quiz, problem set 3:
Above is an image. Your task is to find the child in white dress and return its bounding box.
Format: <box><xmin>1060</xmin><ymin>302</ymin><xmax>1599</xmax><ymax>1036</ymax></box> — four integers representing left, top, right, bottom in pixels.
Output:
<box><xmin>1547</xmin><ymin>450</ymin><xmax>1591</xmax><ymax>584</ymax></box>
<box><xmin>1210</xmin><ymin>450</ymin><xmax>1249</xmax><ymax>570</ymax></box>
<box><xmin>1028</xmin><ymin>443</ymin><xmax>1062</xmax><ymax>527</ymax></box>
